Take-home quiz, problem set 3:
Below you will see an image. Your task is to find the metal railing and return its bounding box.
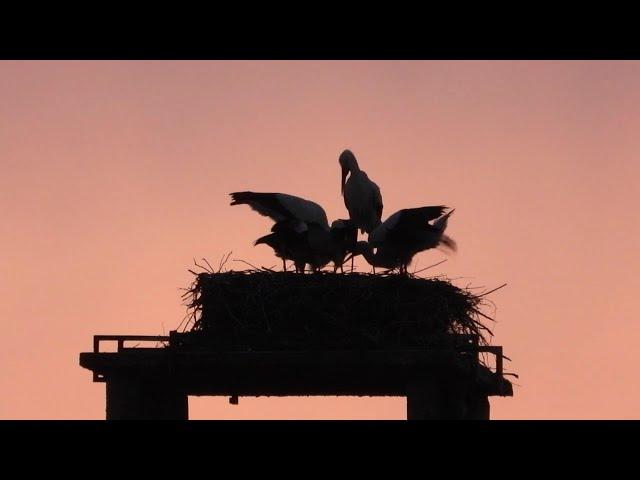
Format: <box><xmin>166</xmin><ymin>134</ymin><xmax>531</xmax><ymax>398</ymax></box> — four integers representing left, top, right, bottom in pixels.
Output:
<box><xmin>93</xmin><ymin>335</ymin><xmax>170</xmax><ymax>353</ymax></box>
<box><xmin>90</xmin><ymin>335</ymin><xmax>170</xmax><ymax>382</ymax></box>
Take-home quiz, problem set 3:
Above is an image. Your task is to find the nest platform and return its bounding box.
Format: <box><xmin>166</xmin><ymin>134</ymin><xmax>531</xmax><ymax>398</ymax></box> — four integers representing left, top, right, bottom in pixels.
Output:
<box><xmin>79</xmin><ymin>270</ymin><xmax>513</xmax><ymax>420</ymax></box>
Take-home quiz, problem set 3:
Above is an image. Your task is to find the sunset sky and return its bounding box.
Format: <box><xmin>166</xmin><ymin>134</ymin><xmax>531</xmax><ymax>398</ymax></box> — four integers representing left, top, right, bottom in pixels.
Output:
<box><xmin>1</xmin><ymin>60</ymin><xmax>638</xmax><ymax>419</ymax></box>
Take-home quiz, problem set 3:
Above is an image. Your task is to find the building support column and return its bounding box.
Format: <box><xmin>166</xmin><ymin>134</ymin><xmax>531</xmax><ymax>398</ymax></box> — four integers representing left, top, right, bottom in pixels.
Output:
<box><xmin>465</xmin><ymin>392</ymin><xmax>490</xmax><ymax>420</ymax></box>
<box><xmin>407</xmin><ymin>377</ymin><xmax>446</xmax><ymax>420</ymax></box>
<box><xmin>407</xmin><ymin>377</ymin><xmax>477</xmax><ymax>420</ymax></box>
<box><xmin>105</xmin><ymin>376</ymin><xmax>188</xmax><ymax>420</ymax></box>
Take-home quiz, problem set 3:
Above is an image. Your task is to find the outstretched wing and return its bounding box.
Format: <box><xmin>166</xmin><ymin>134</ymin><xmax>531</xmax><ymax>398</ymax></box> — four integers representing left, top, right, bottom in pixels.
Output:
<box><xmin>230</xmin><ymin>191</ymin><xmax>328</xmax><ymax>228</ymax></box>
<box><xmin>230</xmin><ymin>192</ymin><xmax>292</xmax><ymax>222</ymax></box>
<box><xmin>372</xmin><ymin>182</ymin><xmax>383</xmax><ymax>223</ymax></box>
<box><xmin>369</xmin><ymin>206</ymin><xmax>448</xmax><ymax>246</ymax></box>
<box><xmin>395</xmin><ymin>206</ymin><xmax>447</xmax><ymax>226</ymax></box>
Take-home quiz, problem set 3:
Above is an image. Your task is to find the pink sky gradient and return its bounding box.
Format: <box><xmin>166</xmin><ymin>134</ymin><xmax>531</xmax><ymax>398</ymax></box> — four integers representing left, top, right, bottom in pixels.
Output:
<box><xmin>1</xmin><ymin>60</ymin><xmax>639</xmax><ymax>419</ymax></box>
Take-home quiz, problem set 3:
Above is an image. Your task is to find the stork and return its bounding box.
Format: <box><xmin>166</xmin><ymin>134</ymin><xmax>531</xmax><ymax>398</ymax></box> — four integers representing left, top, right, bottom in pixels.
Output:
<box><xmin>329</xmin><ymin>219</ymin><xmax>358</xmax><ymax>273</ymax></box>
<box><xmin>230</xmin><ymin>192</ymin><xmax>357</xmax><ymax>273</ymax></box>
<box><xmin>349</xmin><ymin>207</ymin><xmax>457</xmax><ymax>274</ymax></box>
<box><xmin>254</xmin><ymin>219</ymin><xmax>357</xmax><ymax>273</ymax></box>
<box><xmin>339</xmin><ymin>150</ymin><xmax>383</xmax><ymax>234</ymax></box>
<box><xmin>253</xmin><ymin>220</ymin><xmax>310</xmax><ymax>273</ymax></box>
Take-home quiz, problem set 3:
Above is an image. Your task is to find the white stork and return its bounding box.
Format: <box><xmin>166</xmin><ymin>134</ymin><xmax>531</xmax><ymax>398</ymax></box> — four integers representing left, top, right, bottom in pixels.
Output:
<box><xmin>349</xmin><ymin>207</ymin><xmax>457</xmax><ymax>274</ymax></box>
<box><xmin>230</xmin><ymin>192</ymin><xmax>357</xmax><ymax>273</ymax></box>
<box><xmin>339</xmin><ymin>150</ymin><xmax>383</xmax><ymax>234</ymax></box>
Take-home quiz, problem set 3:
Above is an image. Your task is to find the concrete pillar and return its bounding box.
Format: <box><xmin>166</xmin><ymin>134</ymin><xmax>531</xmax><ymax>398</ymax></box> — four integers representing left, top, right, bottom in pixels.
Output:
<box><xmin>407</xmin><ymin>377</ymin><xmax>445</xmax><ymax>420</ymax></box>
<box><xmin>106</xmin><ymin>376</ymin><xmax>188</xmax><ymax>420</ymax></box>
<box><xmin>406</xmin><ymin>377</ymin><xmax>472</xmax><ymax>420</ymax></box>
<box><xmin>465</xmin><ymin>393</ymin><xmax>490</xmax><ymax>420</ymax></box>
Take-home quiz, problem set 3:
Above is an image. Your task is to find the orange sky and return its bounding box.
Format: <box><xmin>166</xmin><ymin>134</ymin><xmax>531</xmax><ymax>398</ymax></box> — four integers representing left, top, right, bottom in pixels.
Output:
<box><xmin>1</xmin><ymin>60</ymin><xmax>639</xmax><ymax>419</ymax></box>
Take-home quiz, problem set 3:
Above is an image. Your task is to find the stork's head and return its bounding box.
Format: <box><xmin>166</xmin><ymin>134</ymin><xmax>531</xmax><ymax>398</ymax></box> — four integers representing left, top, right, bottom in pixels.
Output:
<box><xmin>330</xmin><ymin>219</ymin><xmax>358</xmax><ymax>248</ymax></box>
<box><xmin>339</xmin><ymin>149</ymin><xmax>358</xmax><ymax>195</ymax></box>
<box><xmin>330</xmin><ymin>219</ymin><xmax>347</xmax><ymax>229</ymax></box>
<box><xmin>330</xmin><ymin>218</ymin><xmax>356</xmax><ymax>231</ymax></box>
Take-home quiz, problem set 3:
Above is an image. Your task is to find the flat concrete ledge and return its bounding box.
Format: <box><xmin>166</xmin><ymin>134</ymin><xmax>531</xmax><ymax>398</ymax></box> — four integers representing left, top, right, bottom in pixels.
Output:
<box><xmin>80</xmin><ymin>348</ymin><xmax>512</xmax><ymax>398</ymax></box>
<box><xmin>80</xmin><ymin>335</ymin><xmax>512</xmax><ymax>419</ymax></box>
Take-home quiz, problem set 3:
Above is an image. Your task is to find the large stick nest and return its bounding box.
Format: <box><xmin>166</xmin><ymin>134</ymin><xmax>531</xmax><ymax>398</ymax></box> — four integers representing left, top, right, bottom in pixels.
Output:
<box><xmin>179</xmin><ymin>269</ymin><xmax>497</xmax><ymax>351</ymax></box>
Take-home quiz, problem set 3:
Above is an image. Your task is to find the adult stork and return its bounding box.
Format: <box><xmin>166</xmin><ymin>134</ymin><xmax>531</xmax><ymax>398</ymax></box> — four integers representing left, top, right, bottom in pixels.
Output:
<box><xmin>339</xmin><ymin>150</ymin><xmax>383</xmax><ymax>234</ymax></box>
<box><xmin>230</xmin><ymin>192</ymin><xmax>357</xmax><ymax>273</ymax></box>
<box><xmin>349</xmin><ymin>207</ymin><xmax>457</xmax><ymax>274</ymax></box>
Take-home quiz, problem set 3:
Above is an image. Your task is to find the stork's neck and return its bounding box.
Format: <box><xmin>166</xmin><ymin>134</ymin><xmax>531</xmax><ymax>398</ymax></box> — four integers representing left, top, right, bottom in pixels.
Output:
<box><xmin>361</xmin><ymin>245</ymin><xmax>382</xmax><ymax>267</ymax></box>
<box><xmin>347</xmin><ymin>156</ymin><xmax>361</xmax><ymax>173</ymax></box>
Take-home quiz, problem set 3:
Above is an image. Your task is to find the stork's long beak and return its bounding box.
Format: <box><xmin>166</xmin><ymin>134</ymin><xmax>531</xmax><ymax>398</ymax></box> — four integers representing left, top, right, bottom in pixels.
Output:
<box><xmin>341</xmin><ymin>166</ymin><xmax>348</xmax><ymax>196</ymax></box>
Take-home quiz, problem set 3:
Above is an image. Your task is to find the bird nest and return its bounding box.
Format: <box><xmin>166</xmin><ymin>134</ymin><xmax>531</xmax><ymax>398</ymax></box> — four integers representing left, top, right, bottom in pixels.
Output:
<box><xmin>178</xmin><ymin>269</ymin><xmax>499</xmax><ymax>351</ymax></box>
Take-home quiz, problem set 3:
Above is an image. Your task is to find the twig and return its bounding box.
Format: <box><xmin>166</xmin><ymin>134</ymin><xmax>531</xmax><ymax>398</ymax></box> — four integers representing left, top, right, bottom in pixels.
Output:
<box><xmin>413</xmin><ymin>259</ymin><xmax>448</xmax><ymax>275</ymax></box>
<box><xmin>233</xmin><ymin>259</ymin><xmax>262</xmax><ymax>270</ymax></box>
<box><xmin>193</xmin><ymin>258</ymin><xmax>212</xmax><ymax>273</ymax></box>
<box><xmin>203</xmin><ymin>257</ymin><xmax>215</xmax><ymax>273</ymax></box>
<box><xmin>217</xmin><ymin>251</ymin><xmax>233</xmax><ymax>273</ymax></box>
<box><xmin>478</xmin><ymin>283</ymin><xmax>508</xmax><ymax>297</ymax></box>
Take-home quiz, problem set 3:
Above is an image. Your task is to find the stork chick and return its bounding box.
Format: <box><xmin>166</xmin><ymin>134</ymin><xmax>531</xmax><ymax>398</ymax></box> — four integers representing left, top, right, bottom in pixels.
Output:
<box><xmin>254</xmin><ymin>220</ymin><xmax>309</xmax><ymax>273</ymax></box>
<box><xmin>350</xmin><ymin>207</ymin><xmax>457</xmax><ymax>274</ymax></box>
<box><xmin>231</xmin><ymin>191</ymin><xmax>356</xmax><ymax>273</ymax></box>
<box><xmin>329</xmin><ymin>219</ymin><xmax>358</xmax><ymax>273</ymax></box>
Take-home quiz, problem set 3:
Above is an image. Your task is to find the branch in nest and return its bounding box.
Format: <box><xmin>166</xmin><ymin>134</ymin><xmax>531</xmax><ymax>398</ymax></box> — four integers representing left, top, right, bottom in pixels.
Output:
<box><xmin>478</xmin><ymin>283</ymin><xmax>508</xmax><ymax>297</ymax></box>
